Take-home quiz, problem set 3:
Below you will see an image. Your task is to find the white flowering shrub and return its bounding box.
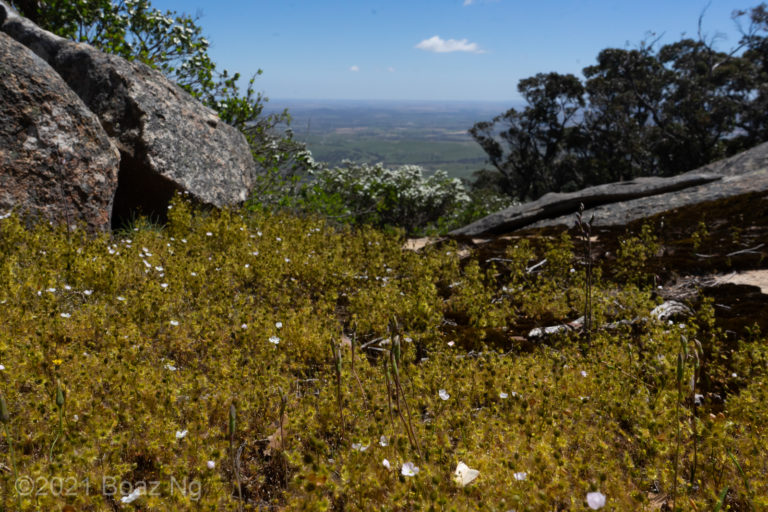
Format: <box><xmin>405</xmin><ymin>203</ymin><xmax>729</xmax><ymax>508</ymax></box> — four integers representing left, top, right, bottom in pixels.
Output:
<box><xmin>307</xmin><ymin>161</ymin><xmax>470</xmax><ymax>233</ymax></box>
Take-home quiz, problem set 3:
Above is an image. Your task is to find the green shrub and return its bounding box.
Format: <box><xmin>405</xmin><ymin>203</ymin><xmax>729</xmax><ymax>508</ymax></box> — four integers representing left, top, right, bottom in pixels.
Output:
<box><xmin>305</xmin><ymin>162</ymin><xmax>470</xmax><ymax>234</ymax></box>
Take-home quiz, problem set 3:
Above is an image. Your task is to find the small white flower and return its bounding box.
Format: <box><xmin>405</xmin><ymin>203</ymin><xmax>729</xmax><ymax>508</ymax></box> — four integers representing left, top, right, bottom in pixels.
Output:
<box><xmin>351</xmin><ymin>443</ymin><xmax>369</xmax><ymax>452</ymax></box>
<box><xmin>284</xmin><ymin>257</ymin><xmax>290</xmax><ymax>263</ymax></box>
<box><xmin>694</xmin><ymin>393</ymin><xmax>704</xmax><ymax>406</ymax></box>
<box><xmin>382</xmin><ymin>459</ymin><xmax>391</xmax><ymax>470</ymax></box>
<box><xmin>64</xmin><ymin>285</ymin><xmax>72</xmax><ymax>290</ymax></box>
<box><xmin>190</xmin><ymin>272</ymin><xmax>197</xmax><ymax>277</ymax></box>
<box><xmin>73</xmin><ymin>414</ymin><xmax>78</xmax><ymax>421</ymax></box>
<box><xmin>570</xmin><ymin>268</ymin><xmax>576</xmax><ymax>273</ymax></box>
<box><xmin>164</xmin><ymin>363</ymin><xmax>177</xmax><ymax>371</ymax></box>
<box><xmin>275</xmin><ymin>322</ymin><xmax>283</xmax><ymax>329</ymax></box>
<box><xmin>47</xmin><ymin>288</ymin><xmax>56</xmax><ymax>293</ymax></box>
<box><xmin>0</xmin><ymin>364</ymin><xmax>5</xmax><ymax>371</ymax></box>
<box><xmin>586</xmin><ymin>491</ymin><xmax>606</xmax><ymax>509</ymax></box>
<box><xmin>161</xmin><ymin>283</ymin><xmax>168</xmax><ymax>289</ymax></box>
<box><xmin>244</xmin><ymin>264</ymin><xmax>250</xmax><ymax>268</ymax></box>
<box><xmin>276</xmin><ymin>237</ymin><xmax>282</xmax><ymax>242</ymax></box>
<box><xmin>60</xmin><ymin>313</ymin><xmax>71</xmax><ymax>318</ymax></box>
<box><xmin>379</xmin><ymin>435</ymin><xmax>388</xmax><ymax>447</ymax></box>
<box><xmin>580</xmin><ymin>370</ymin><xmax>588</xmax><ymax>377</ymax></box>
<box><xmin>252</xmin><ymin>251</ymin><xmax>259</xmax><ymax>256</ymax></box>
<box><xmin>170</xmin><ymin>320</ymin><xmax>179</xmax><ymax>326</ymax></box>
<box><xmin>155</xmin><ymin>266</ymin><xmax>164</xmax><ymax>272</ymax></box>
<box><xmin>206</xmin><ymin>232</ymin><xmax>213</xmax><ymax>236</ymax></box>
<box><xmin>404</xmin><ymin>337</ymin><xmax>412</xmax><ymax>343</ymax></box>
<box><xmin>269</xmin><ymin>336</ymin><xmax>280</xmax><ymax>345</ymax></box>
<box><xmin>732</xmin><ymin>372</ymin><xmax>738</xmax><ymax>378</ymax></box>
<box><xmin>117</xmin><ymin>296</ymin><xmax>126</xmax><ymax>301</ymax></box>
<box><xmin>241</xmin><ymin>323</ymin><xmax>248</xmax><ymax>329</ymax></box>
<box><xmin>513</xmin><ymin>471</ymin><xmax>527</xmax><ymax>481</ymax></box>
<box><xmin>83</xmin><ymin>290</ymin><xmax>93</xmax><ymax>296</ymax></box>
<box><xmin>447</xmin><ymin>341</ymin><xmax>455</xmax><ymax>347</ymax></box>
<box><xmin>401</xmin><ymin>461</ymin><xmax>419</xmax><ymax>477</ymax></box>
<box><xmin>499</xmin><ymin>392</ymin><xmax>509</xmax><ymax>399</ymax></box>
<box><xmin>207</xmin><ymin>460</ymin><xmax>216</xmax><ymax>469</ymax></box>
<box><xmin>439</xmin><ymin>389</ymin><xmax>450</xmax><ymax>401</ymax></box>
<box><xmin>175</xmin><ymin>429</ymin><xmax>188</xmax><ymax>439</ymax></box>
<box><xmin>120</xmin><ymin>487</ymin><xmax>143</xmax><ymax>504</ymax></box>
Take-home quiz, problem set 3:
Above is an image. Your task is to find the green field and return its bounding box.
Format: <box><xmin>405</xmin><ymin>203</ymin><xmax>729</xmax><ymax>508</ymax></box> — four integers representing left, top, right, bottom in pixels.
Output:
<box><xmin>303</xmin><ymin>133</ymin><xmax>488</xmax><ymax>179</ymax></box>
<box><xmin>267</xmin><ymin>99</ymin><xmax>518</xmax><ymax>179</ymax></box>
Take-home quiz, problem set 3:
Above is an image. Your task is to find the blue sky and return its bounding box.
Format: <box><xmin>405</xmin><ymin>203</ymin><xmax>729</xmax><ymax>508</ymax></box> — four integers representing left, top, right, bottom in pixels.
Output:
<box><xmin>150</xmin><ymin>0</ymin><xmax>754</xmax><ymax>102</ymax></box>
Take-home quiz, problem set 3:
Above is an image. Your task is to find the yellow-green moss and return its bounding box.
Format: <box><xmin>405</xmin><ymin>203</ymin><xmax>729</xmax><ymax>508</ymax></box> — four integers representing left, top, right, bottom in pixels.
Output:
<box><xmin>0</xmin><ymin>196</ymin><xmax>764</xmax><ymax>510</ymax></box>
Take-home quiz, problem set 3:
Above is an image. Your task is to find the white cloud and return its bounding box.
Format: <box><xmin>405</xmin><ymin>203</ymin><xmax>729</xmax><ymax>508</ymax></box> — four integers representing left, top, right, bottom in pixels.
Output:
<box><xmin>463</xmin><ymin>0</ymin><xmax>500</xmax><ymax>5</ymax></box>
<box><xmin>415</xmin><ymin>35</ymin><xmax>484</xmax><ymax>54</ymax></box>
<box><xmin>349</xmin><ymin>65</ymin><xmax>360</xmax><ymax>72</ymax></box>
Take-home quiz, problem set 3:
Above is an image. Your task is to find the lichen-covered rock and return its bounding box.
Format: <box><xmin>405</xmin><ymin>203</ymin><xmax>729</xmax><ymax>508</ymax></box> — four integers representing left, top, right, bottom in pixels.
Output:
<box><xmin>0</xmin><ymin>31</ymin><xmax>119</xmax><ymax>231</ymax></box>
<box><xmin>1</xmin><ymin>0</ymin><xmax>258</xmax><ymax>228</ymax></box>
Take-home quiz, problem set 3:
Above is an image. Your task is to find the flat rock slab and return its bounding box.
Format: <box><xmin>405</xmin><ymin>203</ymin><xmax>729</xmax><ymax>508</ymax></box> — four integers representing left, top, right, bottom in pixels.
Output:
<box><xmin>0</xmin><ymin>31</ymin><xmax>119</xmax><ymax>230</ymax></box>
<box><xmin>451</xmin><ymin>141</ymin><xmax>768</xmax><ymax>236</ymax></box>
<box><xmin>528</xmin><ymin>168</ymin><xmax>768</xmax><ymax>230</ymax></box>
<box><xmin>714</xmin><ymin>270</ymin><xmax>768</xmax><ymax>295</ymax></box>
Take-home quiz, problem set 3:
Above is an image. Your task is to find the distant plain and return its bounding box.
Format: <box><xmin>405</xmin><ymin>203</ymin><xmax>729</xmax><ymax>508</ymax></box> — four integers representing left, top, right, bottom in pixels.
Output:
<box><xmin>266</xmin><ymin>99</ymin><xmax>522</xmax><ymax>179</ymax></box>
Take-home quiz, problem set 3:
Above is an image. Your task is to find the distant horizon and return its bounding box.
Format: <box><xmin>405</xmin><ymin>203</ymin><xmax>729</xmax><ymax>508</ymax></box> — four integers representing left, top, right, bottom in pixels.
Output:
<box><xmin>264</xmin><ymin>97</ymin><xmax>520</xmax><ymax>108</ymax></box>
<box><xmin>149</xmin><ymin>0</ymin><xmax>750</xmax><ymax>102</ymax></box>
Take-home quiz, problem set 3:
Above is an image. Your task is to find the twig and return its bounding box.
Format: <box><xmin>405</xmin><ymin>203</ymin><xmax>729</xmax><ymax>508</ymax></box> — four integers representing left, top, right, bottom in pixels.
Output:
<box><xmin>360</xmin><ymin>337</ymin><xmax>385</xmax><ymax>350</ymax></box>
<box><xmin>726</xmin><ymin>244</ymin><xmax>764</xmax><ymax>257</ymax></box>
<box><xmin>526</xmin><ymin>258</ymin><xmax>547</xmax><ymax>274</ymax></box>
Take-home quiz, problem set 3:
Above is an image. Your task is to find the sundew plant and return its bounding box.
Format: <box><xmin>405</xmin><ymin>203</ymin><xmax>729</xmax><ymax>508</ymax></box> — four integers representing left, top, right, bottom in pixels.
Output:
<box><xmin>0</xmin><ymin>196</ymin><xmax>766</xmax><ymax>511</ymax></box>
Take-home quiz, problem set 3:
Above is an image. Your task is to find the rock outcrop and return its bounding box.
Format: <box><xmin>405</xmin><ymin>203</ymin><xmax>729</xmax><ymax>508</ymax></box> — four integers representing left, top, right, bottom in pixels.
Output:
<box><xmin>451</xmin><ymin>141</ymin><xmax>768</xmax><ymax>237</ymax></box>
<box><xmin>0</xmin><ymin>1</ymin><xmax>258</xmax><ymax>229</ymax></box>
<box><xmin>0</xmin><ymin>31</ymin><xmax>120</xmax><ymax>231</ymax></box>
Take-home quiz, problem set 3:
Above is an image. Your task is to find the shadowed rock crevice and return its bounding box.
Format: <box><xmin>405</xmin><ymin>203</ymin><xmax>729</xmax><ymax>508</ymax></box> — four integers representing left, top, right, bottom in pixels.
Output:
<box><xmin>110</xmin><ymin>149</ymin><xmax>179</xmax><ymax>229</ymax></box>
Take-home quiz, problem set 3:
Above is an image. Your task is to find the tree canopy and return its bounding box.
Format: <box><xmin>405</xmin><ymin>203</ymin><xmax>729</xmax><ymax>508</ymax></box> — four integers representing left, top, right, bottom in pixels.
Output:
<box><xmin>470</xmin><ymin>4</ymin><xmax>768</xmax><ymax>202</ymax></box>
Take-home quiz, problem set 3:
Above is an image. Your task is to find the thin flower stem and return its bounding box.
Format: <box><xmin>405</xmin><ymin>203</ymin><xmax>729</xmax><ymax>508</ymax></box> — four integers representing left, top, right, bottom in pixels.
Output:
<box><xmin>391</xmin><ymin>356</ymin><xmax>421</xmax><ymax>457</ymax></box>
<box><xmin>672</xmin><ymin>351</ymin><xmax>683</xmax><ymax>510</ymax></box>
<box><xmin>50</xmin><ymin>406</ymin><xmax>63</xmax><ymax>460</ymax></box>
<box><xmin>5</xmin><ymin>423</ymin><xmax>21</xmax><ymax>511</ymax></box>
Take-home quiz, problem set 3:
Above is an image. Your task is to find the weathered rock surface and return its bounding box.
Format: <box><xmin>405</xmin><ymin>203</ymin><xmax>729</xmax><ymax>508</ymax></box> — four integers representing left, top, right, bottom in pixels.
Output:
<box><xmin>0</xmin><ymin>31</ymin><xmax>119</xmax><ymax>230</ymax></box>
<box><xmin>0</xmin><ymin>1</ymin><xmax>258</xmax><ymax>228</ymax></box>
<box><xmin>451</xmin><ymin>141</ymin><xmax>768</xmax><ymax>236</ymax></box>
